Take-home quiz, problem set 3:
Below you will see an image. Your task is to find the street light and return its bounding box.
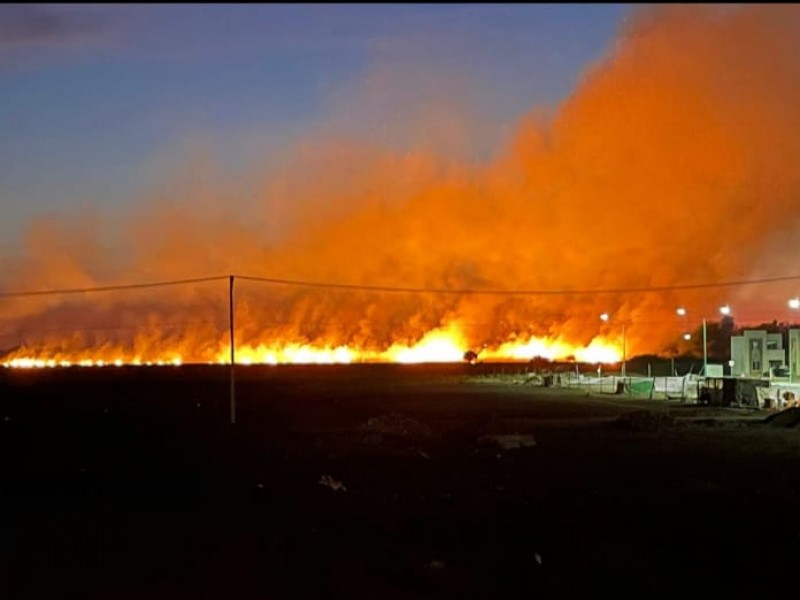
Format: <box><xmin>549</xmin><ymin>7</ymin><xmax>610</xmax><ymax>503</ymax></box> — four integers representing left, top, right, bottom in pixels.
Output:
<box><xmin>788</xmin><ymin>297</ymin><xmax>799</xmax><ymax>381</ymax></box>
<box><xmin>675</xmin><ymin>308</ymin><xmax>693</xmax><ymax>375</ymax></box>
<box><xmin>692</xmin><ymin>305</ymin><xmax>731</xmax><ymax>377</ymax></box>
<box><xmin>677</xmin><ymin>307</ymin><xmax>710</xmax><ymax>376</ymax></box>
<box><xmin>672</xmin><ymin>330</ymin><xmax>692</xmax><ymax>377</ymax></box>
<box><xmin>600</xmin><ymin>313</ymin><xmax>625</xmax><ymax>378</ymax></box>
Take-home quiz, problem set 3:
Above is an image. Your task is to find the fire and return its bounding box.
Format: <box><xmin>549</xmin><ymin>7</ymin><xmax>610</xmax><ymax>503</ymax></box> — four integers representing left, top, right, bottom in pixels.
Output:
<box><xmin>1</xmin><ymin>324</ymin><xmax>622</xmax><ymax>368</ymax></box>
<box><xmin>234</xmin><ymin>344</ymin><xmax>355</xmax><ymax>365</ymax></box>
<box><xmin>2</xmin><ymin>354</ymin><xmax>185</xmax><ymax>369</ymax></box>
<box><xmin>383</xmin><ymin>326</ymin><xmax>468</xmax><ymax>364</ymax></box>
<box><xmin>484</xmin><ymin>337</ymin><xmax>621</xmax><ymax>364</ymax></box>
<box><xmin>4</xmin><ymin>6</ymin><xmax>794</xmax><ymax>370</ymax></box>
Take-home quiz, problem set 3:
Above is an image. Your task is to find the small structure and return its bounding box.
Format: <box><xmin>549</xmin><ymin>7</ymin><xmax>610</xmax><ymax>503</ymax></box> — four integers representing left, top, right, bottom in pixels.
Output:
<box><xmin>697</xmin><ymin>376</ymin><xmax>766</xmax><ymax>408</ymax></box>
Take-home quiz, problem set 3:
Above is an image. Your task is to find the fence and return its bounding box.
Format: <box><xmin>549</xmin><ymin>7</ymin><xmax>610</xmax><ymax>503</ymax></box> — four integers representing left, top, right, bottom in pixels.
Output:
<box><xmin>555</xmin><ymin>371</ymin><xmax>701</xmax><ymax>400</ymax></box>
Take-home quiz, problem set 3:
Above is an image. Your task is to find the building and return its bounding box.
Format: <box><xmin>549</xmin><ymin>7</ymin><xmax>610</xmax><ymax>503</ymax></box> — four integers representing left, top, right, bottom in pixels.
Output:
<box><xmin>729</xmin><ymin>329</ymin><xmax>800</xmax><ymax>379</ymax></box>
<box><xmin>787</xmin><ymin>329</ymin><xmax>800</xmax><ymax>381</ymax></box>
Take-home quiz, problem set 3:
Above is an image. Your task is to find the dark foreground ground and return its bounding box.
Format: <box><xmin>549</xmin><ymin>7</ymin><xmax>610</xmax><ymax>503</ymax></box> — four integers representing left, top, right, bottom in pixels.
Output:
<box><xmin>1</xmin><ymin>364</ymin><xmax>799</xmax><ymax>599</ymax></box>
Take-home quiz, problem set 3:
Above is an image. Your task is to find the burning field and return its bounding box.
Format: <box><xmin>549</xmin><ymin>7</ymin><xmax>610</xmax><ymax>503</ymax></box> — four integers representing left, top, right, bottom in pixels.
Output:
<box><xmin>3</xmin><ymin>5</ymin><xmax>800</xmax><ymax>367</ymax></box>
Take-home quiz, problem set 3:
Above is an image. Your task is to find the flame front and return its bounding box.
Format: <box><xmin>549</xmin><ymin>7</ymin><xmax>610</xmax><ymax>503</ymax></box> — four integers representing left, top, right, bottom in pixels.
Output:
<box><xmin>2</xmin><ymin>322</ymin><xmax>622</xmax><ymax>368</ymax></box>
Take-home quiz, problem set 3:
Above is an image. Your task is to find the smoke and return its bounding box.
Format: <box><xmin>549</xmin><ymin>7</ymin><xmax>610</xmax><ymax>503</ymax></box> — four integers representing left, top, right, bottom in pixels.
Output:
<box><xmin>4</xmin><ymin>4</ymin><xmax>800</xmax><ymax>361</ymax></box>
<box><xmin>0</xmin><ymin>5</ymin><xmax>108</xmax><ymax>47</ymax></box>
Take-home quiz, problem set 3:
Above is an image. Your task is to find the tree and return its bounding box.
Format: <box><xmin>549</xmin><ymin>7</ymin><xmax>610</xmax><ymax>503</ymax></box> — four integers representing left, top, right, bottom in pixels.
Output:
<box><xmin>707</xmin><ymin>315</ymin><xmax>735</xmax><ymax>360</ymax></box>
<box><xmin>685</xmin><ymin>316</ymin><xmax>735</xmax><ymax>361</ymax></box>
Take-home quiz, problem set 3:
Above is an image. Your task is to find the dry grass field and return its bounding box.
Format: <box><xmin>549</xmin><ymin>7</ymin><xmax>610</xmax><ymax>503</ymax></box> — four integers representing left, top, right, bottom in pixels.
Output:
<box><xmin>1</xmin><ymin>364</ymin><xmax>798</xmax><ymax>599</ymax></box>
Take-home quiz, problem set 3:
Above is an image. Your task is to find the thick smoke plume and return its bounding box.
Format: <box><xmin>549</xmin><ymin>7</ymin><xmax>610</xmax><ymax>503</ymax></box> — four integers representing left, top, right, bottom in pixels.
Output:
<box><xmin>3</xmin><ymin>4</ymin><xmax>800</xmax><ymax>362</ymax></box>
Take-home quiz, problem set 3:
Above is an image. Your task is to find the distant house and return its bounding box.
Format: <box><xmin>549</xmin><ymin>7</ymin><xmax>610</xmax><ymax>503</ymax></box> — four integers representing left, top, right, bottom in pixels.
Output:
<box><xmin>730</xmin><ymin>329</ymin><xmax>796</xmax><ymax>378</ymax></box>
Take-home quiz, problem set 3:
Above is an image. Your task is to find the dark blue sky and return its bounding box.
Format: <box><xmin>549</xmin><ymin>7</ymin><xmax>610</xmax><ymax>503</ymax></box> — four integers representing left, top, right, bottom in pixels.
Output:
<box><xmin>0</xmin><ymin>4</ymin><xmax>631</xmax><ymax>246</ymax></box>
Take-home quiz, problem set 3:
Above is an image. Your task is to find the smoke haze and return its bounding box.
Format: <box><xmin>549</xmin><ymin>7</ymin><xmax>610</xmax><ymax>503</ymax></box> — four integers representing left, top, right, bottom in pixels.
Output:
<box><xmin>3</xmin><ymin>4</ymin><xmax>800</xmax><ymax>361</ymax></box>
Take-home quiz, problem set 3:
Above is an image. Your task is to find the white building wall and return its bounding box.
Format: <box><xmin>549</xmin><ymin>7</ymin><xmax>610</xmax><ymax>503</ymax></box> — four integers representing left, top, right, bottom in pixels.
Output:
<box><xmin>744</xmin><ymin>330</ymin><xmax>767</xmax><ymax>377</ymax></box>
<box><xmin>730</xmin><ymin>330</ymin><xmax>788</xmax><ymax>378</ymax></box>
<box><xmin>731</xmin><ymin>336</ymin><xmax>747</xmax><ymax>377</ymax></box>
<box><xmin>790</xmin><ymin>329</ymin><xmax>800</xmax><ymax>381</ymax></box>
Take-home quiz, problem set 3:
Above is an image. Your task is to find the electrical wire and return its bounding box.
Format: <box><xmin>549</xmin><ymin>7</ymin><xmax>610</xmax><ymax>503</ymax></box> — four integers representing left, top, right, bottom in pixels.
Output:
<box><xmin>236</xmin><ymin>272</ymin><xmax>800</xmax><ymax>296</ymax></box>
<box><xmin>0</xmin><ymin>275</ymin><xmax>228</xmax><ymax>299</ymax></box>
<box><xmin>1</xmin><ymin>272</ymin><xmax>800</xmax><ymax>299</ymax></box>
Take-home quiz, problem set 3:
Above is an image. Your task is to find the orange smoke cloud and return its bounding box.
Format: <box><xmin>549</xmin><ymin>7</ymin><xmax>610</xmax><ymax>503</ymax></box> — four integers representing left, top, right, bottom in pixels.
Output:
<box><xmin>3</xmin><ymin>5</ymin><xmax>800</xmax><ymax>365</ymax></box>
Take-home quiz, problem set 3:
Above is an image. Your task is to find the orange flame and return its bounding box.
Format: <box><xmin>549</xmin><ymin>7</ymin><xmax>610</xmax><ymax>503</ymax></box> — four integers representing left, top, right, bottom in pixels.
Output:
<box><xmin>2</xmin><ymin>322</ymin><xmax>622</xmax><ymax>368</ymax></box>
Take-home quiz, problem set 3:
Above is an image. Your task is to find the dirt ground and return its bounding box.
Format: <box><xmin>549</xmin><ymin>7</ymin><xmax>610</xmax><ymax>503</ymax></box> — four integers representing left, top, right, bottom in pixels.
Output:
<box><xmin>1</xmin><ymin>364</ymin><xmax>799</xmax><ymax>599</ymax></box>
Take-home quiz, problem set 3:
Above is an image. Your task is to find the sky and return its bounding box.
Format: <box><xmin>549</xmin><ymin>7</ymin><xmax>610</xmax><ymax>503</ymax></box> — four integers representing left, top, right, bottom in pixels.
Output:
<box><xmin>0</xmin><ymin>3</ymin><xmax>630</xmax><ymax>249</ymax></box>
<box><xmin>4</xmin><ymin>4</ymin><xmax>800</xmax><ymax>361</ymax></box>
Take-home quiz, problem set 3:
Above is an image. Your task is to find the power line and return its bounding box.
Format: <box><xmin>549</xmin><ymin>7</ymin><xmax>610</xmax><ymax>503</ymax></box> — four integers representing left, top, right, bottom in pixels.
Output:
<box><xmin>1</xmin><ymin>272</ymin><xmax>800</xmax><ymax>300</ymax></box>
<box><xmin>0</xmin><ymin>275</ymin><xmax>228</xmax><ymax>299</ymax></box>
<box><xmin>237</xmin><ymin>273</ymin><xmax>800</xmax><ymax>296</ymax></box>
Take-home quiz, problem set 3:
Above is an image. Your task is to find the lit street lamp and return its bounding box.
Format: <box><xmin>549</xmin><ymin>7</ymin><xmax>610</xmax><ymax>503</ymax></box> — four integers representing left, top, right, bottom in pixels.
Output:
<box><xmin>789</xmin><ymin>298</ymin><xmax>800</xmax><ymax>382</ymax></box>
<box><xmin>702</xmin><ymin>318</ymin><xmax>707</xmax><ymax>374</ymax></box>
<box><xmin>676</xmin><ymin>307</ymin><xmax>698</xmax><ymax>374</ymax></box>
<box><xmin>601</xmin><ymin>313</ymin><xmax>625</xmax><ymax>378</ymax></box>
<box><xmin>671</xmin><ymin>330</ymin><xmax>693</xmax><ymax>377</ymax></box>
<box><xmin>689</xmin><ymin>305</ymin><xmax>732</xmax><ymax>376</ymax></box>
<box><xmin>622</xmin><ymin>322</ymin><xmax>626</xmax><ymax>378</ymax></box>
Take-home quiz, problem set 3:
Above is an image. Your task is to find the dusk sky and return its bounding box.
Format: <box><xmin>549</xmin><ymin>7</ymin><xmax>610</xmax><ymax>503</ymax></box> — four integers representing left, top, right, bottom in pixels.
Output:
<box><xmin>5</xmin><ymin>3</ymin><xmax>800</xmax><ymax>363</ymax></box>
<box><xmin>0</xmin><ymin>3</ymin><xmax>630</xmax><ymax>249</ymax></box>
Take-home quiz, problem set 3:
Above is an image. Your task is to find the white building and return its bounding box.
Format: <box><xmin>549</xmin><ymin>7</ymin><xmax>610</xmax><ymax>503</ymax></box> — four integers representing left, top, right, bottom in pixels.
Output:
<box><xmin>730</xmin><ymin>329</ymin><xmax>799</xmax><ymax>378</ymax></box>
<box><xmin>789</xmin><ymin>329</ymin><xmax>800</xmax><ymax>380</ymax></box>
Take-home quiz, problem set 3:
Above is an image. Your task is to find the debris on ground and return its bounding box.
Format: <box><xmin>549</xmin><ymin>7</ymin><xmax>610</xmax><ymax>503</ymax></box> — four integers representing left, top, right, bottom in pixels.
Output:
<box><xmin>358</xmin><ymin>413</ymin><xmax>434</xmax><ymax>439</ymax></box>
<box><xmin>466</xmin><ymin>373</ymin><xmax>547</xmax><ymax>386</ymax></box>
<box><xmin>612</xmin><ymin>410</ymin><xmax>674</xmax><ymax>432</ymax></box>
<box><xmin>478</xmin><ymin>433</ymin><xmax>537</xmax><ymax>450</ymax></box>
<box><xmin>318</xmin><ymin>475</ymin><xmax>347</xmax><ymax>492</ymax></box>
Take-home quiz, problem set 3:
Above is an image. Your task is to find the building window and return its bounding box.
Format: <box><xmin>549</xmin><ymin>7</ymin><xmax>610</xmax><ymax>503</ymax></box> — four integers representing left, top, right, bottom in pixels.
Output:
<box><xmin>767</xmin><ymin>341</ymin><xmax>779</xmax><ymax>350</ymax></box>
<box><xmin>751</xmin><ymin>340</ymin><xmax>763</xmax><ymax>373</ymax></box>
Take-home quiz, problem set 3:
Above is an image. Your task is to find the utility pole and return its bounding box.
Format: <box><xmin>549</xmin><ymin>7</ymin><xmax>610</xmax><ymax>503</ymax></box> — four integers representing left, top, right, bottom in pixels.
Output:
<box><xmin>622</xmin><ymin>322</ymin><xmax>627</xmax><ymax>379</ymax></box>
<box><xmin>702</xmin><ymin>318</ymin><xmax>707</xmax><ymax>376</ymax></box>
<box><xmin>229</xmin><ymin>275</ymin><xmax>236</xmax><ymax>424</ymax></box>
